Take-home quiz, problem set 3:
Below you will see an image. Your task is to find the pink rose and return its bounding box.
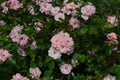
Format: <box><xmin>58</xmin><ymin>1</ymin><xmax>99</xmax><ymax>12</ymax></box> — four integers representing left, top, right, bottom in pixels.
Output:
<box><xmin>69</xmin><ymin>17</ymin><xmax>81</xmax><ymax>28</ymax></box>
<box><xmin>60</xmin><ymin>63</ymin><xmax>72</xmax><ymax>75</ymax></box>
<box><xmin>107</xmin><ymin>32</ymin><xmax>117</xmax><ymax>41</ymax></box>
<box><xmin>29</xmin><ymin>67</ymin><xmax>41</xmax><ymax>78</ymax></box>
<box><xmin>19</xmin><ymin>34</ymin><xmax>29</xmax><ymax>45</ymax></box>
<box><xmin>0</xmin><ymin>49</ymin><xmax>12</xmax><ymax>62</ymax></box>
<box><xmin>81</xmin><ymin>4</ymin><xmax>96</xmax><ymax>16</ymax></box>
<box><xmin>11</xmin><ymin>73</ymin><xmax>29</xmax><ymax>80</ymax></box>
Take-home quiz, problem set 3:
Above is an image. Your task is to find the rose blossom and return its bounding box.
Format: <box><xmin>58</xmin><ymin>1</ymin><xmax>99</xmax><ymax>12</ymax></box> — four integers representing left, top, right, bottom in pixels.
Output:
<box><xmin>9</xmin><ymin>30</ymin><xmax>20</xmax><ymax>43</ymax></box>
<box><xmin>61</xmin><ymin>6</ymin><xmax>71</xmax><ymax>15</ymax></box>
<box><xmin>19</xmin><ymin>34</ymin><xmax>29</xmax><ymax>45</ymax></box>
<box><xmin>0</xmin><ymin>49</ymin><xmax>12</xmax><ymax>62</ymax></box>
<box><xmin>50</xmin><ymin>31</ymin><xmax>74</xmax><ymax>54</ymax></box>
<box><xmin>13</xmin><ymin>24</ymin><xmax>23</xmax><ymax>32</ymax></box>
<box><xmin>40</xmin><ymin>2</ymin><xmax>52</xmax><ymax>14</ymax></box>
<box><xmin>11</xmin><ymin>73</ymin><xmax>29</xmax><ymax>80</ymax></box>
<box><xmin>60</xmin><ymin>63</ymin><xmax>72</xmax><ymax>75</ymax></box>
<box><xmin>69</xmin><ymin>17</ymin><xmax>81</xmax><ymax>29</ymax></box>
<box><xmin>81</xmin><ymin>14</ymin><xmax>89</xmax><ymax>21</ymax></box>
<box><xmin>29</xmin><ymin>67</ymin><xmax>41</xmax><ymax>78</ymax></box>
<box><xmin>81</xmin><ymin>4</ymin><xmax>96</xmax><ymax>16</ymax></box>
<box><xmin>7</xmin><ymin>0</ymin><xmax>23</xmax><ymax>10</ymax></box>
<box><xmin>107</xmin><ymin>32</ymin><xmax>117</xmax><ymax>41</ymax></box>
<box><xmin>103</xmin><ymin>74</ymin><xmax>116</xmax><ymax>80</ymax></box>
<box><xmin>51</xmin><ymin>7</ymin><xmax>60</xmax><ymax>16</ymax></box>
<box><xmin>107</xmin><ymin>16</ymin><xmax>118</xmax><ymax>26</ymax></box>
<box><xmin>48</xmin><ymin>47</ymin><xmax>61</xmax><ymax>59</ymax></box>
<box><xmin>54</xmin><ymin>13</ymin><xmax>65</xmax><ymax>22</ymax></box>
<box><xmin>1</xmin><ymin>2</ymin><xmax>9</xmax><ymax>13</ymax></box>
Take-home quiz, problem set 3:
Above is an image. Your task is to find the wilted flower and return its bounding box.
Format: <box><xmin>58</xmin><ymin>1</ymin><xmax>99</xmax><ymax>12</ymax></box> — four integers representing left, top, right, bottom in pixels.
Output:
<box><xmin>28</xmin><ymin>5</ymin><xmax>35</xmax><ymax>15</ymax></box>
<box><xmin>60</xmin><ymin>63</ymin><xmax>72</xmax><ymax>75</ymax></box>
<box><xmin>30</xmin><ymin>41</ymin><xmax>37</xmax><ymax>49</ymax></box>
<box><xmin>107</xmin><ymin>16</ymin><xmax>118</xmax><ymax>26</ymax></box>
<box><xmin>48</xmin><ymin>47</ymin><xmax>61</xmax><ymax>59</ymax></box>
<box><xmin>29</xmin><ymin>67</ymin><xmax>41</xmax><ymax>78</ymax></box>
<box><xmin>17</xmin><ymin>47</ymin><xmax>26</xmax><ymax>56</ymax></box>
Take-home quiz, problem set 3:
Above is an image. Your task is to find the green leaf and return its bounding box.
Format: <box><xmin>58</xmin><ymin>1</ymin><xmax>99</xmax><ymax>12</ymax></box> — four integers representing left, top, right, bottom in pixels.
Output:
<box><xmin>80</xmin><ymin>28</ymin><xmax>88</xmax><ymax>34</ymax></box>
<box><xmin>44</xmin><ymin>70</ymin><xmax>52</xmax><ymax>77</ymax></box>
<box><xmin>49</xmin><ymin>61</ymin><xmax>55</xmax><ymax>70</ymax></box>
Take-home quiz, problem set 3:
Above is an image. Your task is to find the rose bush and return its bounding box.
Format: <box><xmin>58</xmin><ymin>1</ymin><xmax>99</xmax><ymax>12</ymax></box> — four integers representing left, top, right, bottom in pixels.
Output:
<box><xmin>0</xmin><ymin>0</ymin><xmax>120</xmax><ymax>80</ymax></box>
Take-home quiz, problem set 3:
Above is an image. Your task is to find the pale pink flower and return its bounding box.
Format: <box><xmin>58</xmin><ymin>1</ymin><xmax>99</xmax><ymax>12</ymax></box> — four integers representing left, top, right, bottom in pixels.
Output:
<box><xmin>107</xmin><ymin>16</ymin><xmax>118</xmax><ymax>26</ymax></box>
<box><xmin>0</xmin><ymin>49</ymin><xmax>12</xmax><ymax>62</ymax></box>
<box><xmin>50</xmin><ymin>31</ymin><xmax>74</xmax><ymax>54</ymax></box>
<box><xmin>17</xmin><ymin>47</ymin><xmax>26</xmax><ymax>56</ymax></box>
<box><xmin>29</xmin><ymin>67</ymin><xmax>41</xmax><ymax>78</ymax></box>
<box><xmin>7</xmin><ymin>0</ymin><xmax>23</xmax><ymax>10</ymax></box>
<box><xmin>9</xmin><ymin>30</ymin><xmax>20</xmax><ymax>43</ymax></box>
<box><xmin>40</xmin><ymin>2</ymin><xmax>52</xmax><ymax>14</ymax></box>
<box><xmin>48</xmin><ymin>47</ymin><xmax>61</xmax><ymax>59</ymax></box>
<box><xmin>1</xmin><ymin>2</ymin><xmax>8</xmax><ymax>14</ymax></box>
<box><xmin>71</xmin><ymin>10</ymin><xmax>77</xmax><ymax>16</ymax></box>
<box><xmin>19</xmin><ymin>34</ymin><xmax>29</xmax><ymax>45</ymax></box>
<box><xmin>69</xmin><ymin>17</ymin><xmax>81</xmax><ymax>28</ymax></box>
<box><xmin>60</xmin><ymin>63</ymin><xmax>72</xmax><ymax>75</ymax></box>
<box><xmin>103</xmin><ymin>74</ymin><xmax>116</xmax><ymax>80</ymax></box>
<box><xmin>51</xmin><ymin>7</ymin><xmax>60</xmax><ymax>16</ymax></box>
<box><xmin>107</xmin><ymin>32</ymin><xmax>117</xmax><ymax>41</ymax></box>
<box><xmin>81</xmin><ymin>14</ymin><xmax>89</xmax><ymax>21</ymax></box>
<box><xmin>81</xmin><ymin>4</ymin><xmax>96</xmax><ymax>16</ymax></box>
<box><xmin>0</xmin><ymin>20</ymin><xmax>6</xmax><ymax>26</ymax></box>
<box><xmin>61</xmin><ymin>6</ymin><xmax>71</xmax><ymax>15</ymax></box>
<box><xmin>11</xmin><ymin>73</ymin><xmax>29</xmax><ymax>80</ymax></box>
<box><xmin>66</xmin><ymin>2</ymin><xmax>78</xmax><ymax>10</ymax></box>
<box><xmin>13</xmin><ymin>24</ymin><xmax>23</xmax><ymax>32</ymax></box>
<box><xmin>54</xmin><ymin>13</ymin><xmax>65</xmax><ymax>22</ymax></box>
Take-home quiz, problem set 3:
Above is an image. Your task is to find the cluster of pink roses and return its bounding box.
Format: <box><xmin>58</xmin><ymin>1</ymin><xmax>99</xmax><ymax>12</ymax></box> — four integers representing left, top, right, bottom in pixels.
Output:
<box><xmin>9</xmin><ymin>24</ymin><xmax>29</xmax><ymax>46</ymax></box>
<box><xmin>11</xmin><ymin>67</ymin><xmax>41</xmax><ymax>80</ymax></box>
<box><xmin>1</xmin><ymin>0</ymin><xmax>23</xmax><ymax>14</ymax></box>
<box><xmin>0</xmin><ymin>49</ymin><xmax>12</xmax><ymax>62</ymax></box>
<box><xmin>32</xmin><ymin>0</ymin><xmax>81</xmax><ymax>29</ymax></box>
<box><xmin>106</xmin><ymin>16</ymin><xmax>118</xmax><ymax>43</ymax></box>
<box><xmin>50</xmin><ymin>31</ymin><xmax>74</xmax><ymax>54</ymax></box>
